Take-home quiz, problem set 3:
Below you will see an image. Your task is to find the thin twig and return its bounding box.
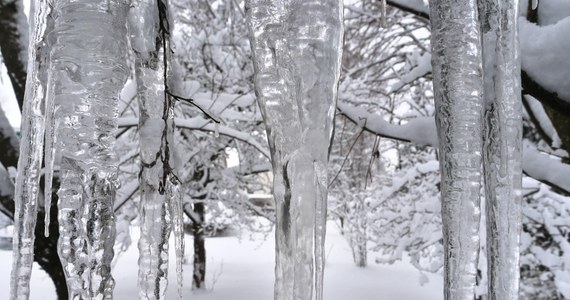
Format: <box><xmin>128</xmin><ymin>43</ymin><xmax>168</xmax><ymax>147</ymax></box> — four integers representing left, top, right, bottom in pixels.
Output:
<box><xmin>328</xmin><ymin>125</ymin><xmax>367</xmax><ymax>188</ymax></box>
<box><xmin>166</xmin><ymin>91</ymin><xmax>221</xmax><ymax>124</ymax></box>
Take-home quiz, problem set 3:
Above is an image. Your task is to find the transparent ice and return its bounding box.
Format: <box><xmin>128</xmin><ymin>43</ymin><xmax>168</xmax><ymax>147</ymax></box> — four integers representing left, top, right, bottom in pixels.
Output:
<box><xmin>10</xmin><ymin>0</ymin><xmax>51</xmax><ymax>298</ymax></box>
<box><xmin>429</xmin><ymin>0</ymin><xmax>484</xmax><ymax>299</ymax></box>
<box><xmin>479</xmin><ymin>0</ymin><xmax>523</xmax><ymax>298</ymax></box>
<box><xmin>128</xmin><ymin>0</ymin><xmax>182</xmax><ymax>298</ymax></box>
<box><xmin>49</xmin><ymin>0</ymin><xmax>129</xmax><ymax>298</ymax></box>
<box><xmin>167</xmin><ymin>175</ymin><xmax>184</xmax><ymax>300</ymax></box>
<box><xmin>245</xmin><ymin>1</ymin><xmax>343</xmax><ymax>299</ymax></box>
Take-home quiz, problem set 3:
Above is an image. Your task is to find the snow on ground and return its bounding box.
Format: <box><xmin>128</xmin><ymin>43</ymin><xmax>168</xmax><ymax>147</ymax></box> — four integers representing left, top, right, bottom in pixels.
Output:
<box><xmin>0</xmin><ymin>223</ymin><xmax>443</xmax><ymax>299</ymax></box>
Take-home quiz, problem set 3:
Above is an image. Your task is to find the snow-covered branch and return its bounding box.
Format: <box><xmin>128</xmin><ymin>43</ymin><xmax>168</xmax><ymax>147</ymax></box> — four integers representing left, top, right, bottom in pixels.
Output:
<box><xmin>117</xmin><ymin>116</ymin><xmax>270</xmax><ymax>158</ymax></box>
<box><xmin>338</xmin><ymin>101</ymin><xmax>570</xmax><ymax>194</ymax></box>
<box><xmin>337</xmin><ymin>101</ymin><xmax>438</xmax><ymax>146</ymax></box>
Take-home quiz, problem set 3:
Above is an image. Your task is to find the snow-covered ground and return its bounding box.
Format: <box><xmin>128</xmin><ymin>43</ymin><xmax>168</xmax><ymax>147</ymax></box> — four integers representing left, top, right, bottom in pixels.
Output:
<box><xmin>0</xmin><ymin>224</ymin><xmax>443</xmax><ymax>299</ymax></box>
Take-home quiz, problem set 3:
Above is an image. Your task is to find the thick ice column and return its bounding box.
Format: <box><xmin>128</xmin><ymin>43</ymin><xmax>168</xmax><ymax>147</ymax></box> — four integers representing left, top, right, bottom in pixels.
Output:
<box><xmin>10</xmin><ymin>0</ymin><xmax>51</xmax><ymax>299</ymax></box>
<box><xmin>128</xmin><ymin>0</ymin><xmax>180</xmax><ymax>298</ymax></box>
<box><xmin>429</xmin><ymin>1</ymin><xmax>484</xmax><ymax>299</ymax></box>
<box><xmin>48</xmin><ymin>0</ymin><xmax>129</xmax><ymax>298</ymax></box>
<box><xmin>245</xmin><ymin>1</ymin><xmax>343</xmax><ymax>299</ymax></box>
<box><xmin>479</xmin><ymin>0</ymin><xmax>523</xmax><ymax>298</ymax></box>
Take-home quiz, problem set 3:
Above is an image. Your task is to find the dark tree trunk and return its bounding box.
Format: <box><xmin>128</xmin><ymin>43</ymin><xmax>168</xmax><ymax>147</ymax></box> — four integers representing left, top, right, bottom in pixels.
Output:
<box><xmin>192</xmin><ymin>202</ymin><xmax>206</xmax><ymax>289</ymax></box>
<box><xmin>183</xmin><ymin>198</ymin><xmax>207</xmax><ymax>290</ymax></box>
<box><xmin>34</xmin><ymin>191</ymin><xmax>68</xmax><ymax>300</ymax></box>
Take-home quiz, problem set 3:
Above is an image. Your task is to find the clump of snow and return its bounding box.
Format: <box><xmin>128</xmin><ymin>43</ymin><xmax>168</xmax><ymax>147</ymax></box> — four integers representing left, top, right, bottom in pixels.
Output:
<box><xmin>537</xmin><ymin>0</ymin><xmax>570</xmax><ymax>25</ymax></box>
<box><xmin>389</xmin><ymin>51</ymin><xmax>431</xmax><ymax>93</ymax></box>
<box><xmin>519</xmin><ymin>17</ymin><xmax>570</xmax><ymax>103</ymax></box>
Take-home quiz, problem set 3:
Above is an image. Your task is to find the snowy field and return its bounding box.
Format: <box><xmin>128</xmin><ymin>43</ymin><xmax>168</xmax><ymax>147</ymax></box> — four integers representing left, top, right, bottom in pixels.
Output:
<box><xmin>0</xmin><ymin>224</ymin><xmax>443</xmax><ymax>299</ymax></box>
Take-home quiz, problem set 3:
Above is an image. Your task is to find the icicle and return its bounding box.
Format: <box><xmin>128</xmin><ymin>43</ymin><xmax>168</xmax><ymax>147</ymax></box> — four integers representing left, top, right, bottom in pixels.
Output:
<box><xmin>245</xmin><ymin>1</ymin><xmax>343</xmax><ymax>299</ymax></box>
<box><xmin>480</xmin><ymin>0</ymin><xmax>523</xmax><ymax>298</ymax></box>
<box><xmin>128</xmin><ymin>0</ymin><xmax>180</xmax><ymax>298</ymax></box>
<box><xmin>429</xmin><ymin>0</ymin><xmax>484</xmax><ymax>298</ymax></box>
<box><xmin>49</xmin><ymin>0</ymin><xmax>130</xmax><ymax>298</ymax></box>
<box><xmin>167</xmin><ymin>175</ymin><xmax>184</xmax><ymax>300</ymax></box>
<box><xmin>43</xmin><ymin>80</ymin><xmax>57</xmax><ymax>237</ymax></box>
<box><xmin>10</xmin><ymin>0</ymin><xmax>51</xmax><ymax>298</ymax></box>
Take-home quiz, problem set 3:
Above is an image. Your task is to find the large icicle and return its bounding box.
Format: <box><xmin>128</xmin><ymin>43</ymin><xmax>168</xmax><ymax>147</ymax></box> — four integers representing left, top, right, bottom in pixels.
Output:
<box><xmin>479</xmin><ymin>0</ymin><xmax>523</xmax><ymax>298</ymax></box>
<box><xmin>49</xmin><ymin>0</ymin><xmax>130</xmax><ymax>298</ymax></box>
<box><xmin>245</xmin><ymin>1</ymin><xmax>343</xmax><ymax>299</ymax></box>
<box><xmin>128</xmin><ymin>0</ymin><xmax>181</xmax><ymax>298</ymax></box>
<box><xmin>10</xmin><ymin>0</ymin><xmax>51</xmax><ymax>298</ymax></box>
<box><xmin>429</xmin><ymin>1</ymin><xmax>484</xmax><ymax>299</ymax></box>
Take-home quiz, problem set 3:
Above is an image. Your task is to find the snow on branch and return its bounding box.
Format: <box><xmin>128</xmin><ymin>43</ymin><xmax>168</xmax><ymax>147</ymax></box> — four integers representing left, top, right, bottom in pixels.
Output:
<box><xmin>520</xmin><ymin>18</ymin><xmax>570</xmax><ymax>105</ymax></box>
<box><xmin>117</xmin><ymin>117</ymin><xmax>270</xmax><ymax>158</ymax></box>
<box><xmin>337</xmin><ymin>101</ymin><xmax>438</xmax><ymax>146</ymax></box>
<box><xmin>338</xmin><ymin>101</ymin><xmax>570</xmax><ymax>194</ymax></box>
<box><xmin>522</xmin><ymin>143</ymin><xmax>570</xmax><ymax>193</ymax></box>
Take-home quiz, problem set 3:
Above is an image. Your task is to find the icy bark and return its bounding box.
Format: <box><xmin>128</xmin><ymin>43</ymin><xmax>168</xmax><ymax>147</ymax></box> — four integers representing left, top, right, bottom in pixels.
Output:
<box><xmin>479</xmin><ymin>0</ymin><xmax>523</xmax><ymax>298</ymax></box>
<box><xmin>128</xmin><ymin>1</ymin><xmax>182</xmax><ymax>298</ymax></box>
<box><xmin>48</xmin><ymin>0</ymin><xmax>129</xmax><ymax>298</ymax></box>
<box><xmin>9</xmin><ymin>0</ymin><xmax>51</xmax><ymax>299</ymax></box>
<box><xmin>429</xmin><ymin>1</ymin><xmax>484</xmax><ymax>299</ymax></box>
<box><xmin>245</xmin><ymin>1</ymin><xmax>343</xmax><ymax>299</ymax></box>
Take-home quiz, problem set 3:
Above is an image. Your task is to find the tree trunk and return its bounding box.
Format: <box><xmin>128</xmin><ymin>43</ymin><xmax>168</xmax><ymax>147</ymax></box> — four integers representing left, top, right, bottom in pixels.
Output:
<box><xmin>34</xmin><ymin>180</ymin><xmax>67</xmax><ymax>300</ymax></box>
<box><xmin>192</xmin><ymin>202</ymin><xmax>206</xmax><ymax>289</ymax></box>
<box><xmin>182</xmin><ymin>201</ymin><xmax>206</xmax><ymax>290</ymax></box>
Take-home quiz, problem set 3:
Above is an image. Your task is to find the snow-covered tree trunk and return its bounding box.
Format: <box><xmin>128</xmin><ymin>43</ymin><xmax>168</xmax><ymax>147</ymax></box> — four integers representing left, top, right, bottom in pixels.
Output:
<box><xmin>10</xmin><ymin>0</ymin><xmax>50</xmax><ymax>298</ymax></box>
<box><xmin>429</xmin><ymin>1</ymin><xmax>484</xmax><ymax>299</ymax></box>
<box><xmin>479</xmin><ymin>0</ymin><xmax>523</xmax><ymax>298</ymax></box>
<box><xmin>46</xmin><ymin>0</ymin><xmax>129</xmax><ymax>298</ymax></box>
<box><xmin>128</xmin><ymin>0</ymin><xmax>183</xmax><ymax>298</ymax></box>
<box><xmin>245</xmin><ymin>1</ymin><xmax>343</xmax><ymax>299</ymax></box>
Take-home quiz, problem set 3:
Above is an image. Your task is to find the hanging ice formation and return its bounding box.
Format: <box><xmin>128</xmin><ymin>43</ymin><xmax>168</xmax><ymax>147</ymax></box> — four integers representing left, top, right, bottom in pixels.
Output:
<box><xmin>10</xmin><ymin>0</ymin><xmax>51</xmax><ymax>299</ymax></box>
<box><xmin>245</xmin><ymin>1</ymin><xmax>343</xmax><ymax>299</ymax></box>
<box><xmin>48</xmin><ymin>0</ymin><xmax>130</xmax><ymax>298</ymax></box>
<box><xmin>128</xmin><ymin>0</ymin><xmax>184</xmax><ymax>298</ymax></box>
<box><xmin>429</xmin><ymin>0</ymin><xmax>484</xmax><ymax>299</ymax></box>
<box><xmin>479</xmin><ymin>0</ymin><xmax>523</xmax><ymax>298</ymax></box>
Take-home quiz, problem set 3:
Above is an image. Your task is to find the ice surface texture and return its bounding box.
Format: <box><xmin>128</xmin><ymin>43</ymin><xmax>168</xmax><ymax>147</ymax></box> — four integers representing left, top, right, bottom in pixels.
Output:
<box><xmin>480</xmin><ymin>0</ymin><xmax>523</xmax><ymax>298</ymax></box>
<box><xmin>245</xmin><ymin>0</ymin><xmax>343</xmax><ymax>299</ymax></box>
<box><xmin>429</xmin><ymin>1</ymin><xmax>484</xmax><ymax>299</ymax></box>
<box><xmin>48</xmin><ymin>0</ymin><xmax>129</xmax><ymax>298</ymax></box>
<box><xmin>10</xmin><ymin>0</ymin><xmax>51</xmax><ymax>298</ymax></box>
<box><xmin>128</xmin><ymin>0</ymin><xmax>183</xmax><ymax>298</ymax></box>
